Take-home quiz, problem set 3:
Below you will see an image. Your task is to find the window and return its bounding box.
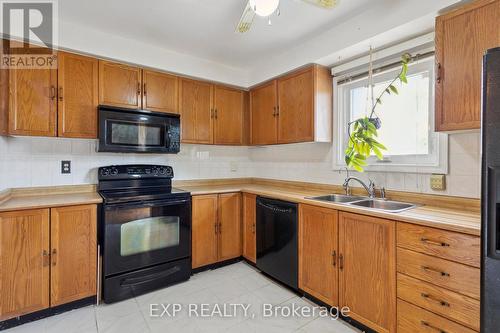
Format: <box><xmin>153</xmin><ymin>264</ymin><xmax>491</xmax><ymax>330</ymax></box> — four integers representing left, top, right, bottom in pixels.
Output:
<box><xmin>333</xmin><ymin>56</ymin><xmax>448</xmax><ymax>173</ymax></box>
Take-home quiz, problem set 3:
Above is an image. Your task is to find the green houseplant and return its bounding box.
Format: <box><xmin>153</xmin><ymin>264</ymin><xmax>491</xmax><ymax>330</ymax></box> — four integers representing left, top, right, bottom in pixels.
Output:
<box><xmin>344</xmin><ymin>53</ymin><xmax>412</xmax><ymax>172</ymax></box>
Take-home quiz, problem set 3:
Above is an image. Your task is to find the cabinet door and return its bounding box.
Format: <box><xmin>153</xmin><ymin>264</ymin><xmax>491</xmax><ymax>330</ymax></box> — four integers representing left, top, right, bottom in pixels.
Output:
<box><xmin>214</xmin><ymin>86</ymin><xmax>244</xmax><ymax>145</ymax></box>
<box><xmin>0</xmin><ymin>209</ymin><xmax>50</xmax><ymax>320</ymax></box>
<box><xmin>143</xmin><ymin>70</ymin><xmax>178</xmax><ymax>113</ymax></box>
<box><xmin>9</xmin><ymin>67</ymin><xmax>57</xmax><ymax>136</ymax></box>
<box><xmin>277</xmin><ymin>68</ymin><xmax>314</xmax><ymax>143</ymax></box>
<box><xmin>192</xmin><ymin>195</ymin><xmax>218</xmax><ymax>268</ymax></box>
<box><xmin>339</xmin><ymin>212</ymin><xmax>396</xmax><ymax>333</ymax></box>
<box><xmin>242</xmin><ymin>193</ymin><xmax>256</xmax><ymax>263</ymax></box>
<box><xmin>299</xmin><ymin>204</ymin><xmax>338</xmax><ymax>306</ymax></box>
<box><xmin>218</xmin><ymin>193</ymin><xmax>242</xmax><ymax>261</ymax></box>
<box><xmin>435</xmin><ymin>0</ymin><xmax>500</xmax><ymax>131</ymax></box>
<box><xmin>50</xmin><ymin>205</ymin><xmax>97</xmax><ymax>306</ymax></box>
<box><xmin>98</xmin><ymin>60</ymin><xmax>142</xmax><ymax>109</ymax></box>
<box><xmin>57</xmin><ymin>52</ymin><xmax>98</xmax><ymax>138</ymax></box>
<box><xmin>250</xmin><ymin>80</ymin><xmax>278</xmax><ymax>145</ymax></box>
<box><xmin>179</xmin><ymin>79</ymin><xmax>213</xmax><ymax>144</ymax></box>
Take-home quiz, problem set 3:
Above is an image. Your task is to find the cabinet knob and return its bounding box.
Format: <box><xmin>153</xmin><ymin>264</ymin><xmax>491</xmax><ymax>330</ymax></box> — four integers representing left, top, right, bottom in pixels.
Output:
<box><xmin>332</xmin><ymin>250</ymin><xmax>336</xmax><ymax>267</ymax></box>
<box><xmin>339</xmin><ymin>253</ymin><xmax>344</xmax><ymax>270</ymax></box>
<box><xmin>436</xmin><ymin>62</ymin><xmax>442</xmax><ymax>83</ymax></box>
<box><xmin>58</xmin><ymin>87</ymin><xmax>63</xmax><ymax>101</ymax></box>
<box><xmin>51</xmin><ymin>249</ymin><xmax>57</xmax><ymax>266</ymax></box>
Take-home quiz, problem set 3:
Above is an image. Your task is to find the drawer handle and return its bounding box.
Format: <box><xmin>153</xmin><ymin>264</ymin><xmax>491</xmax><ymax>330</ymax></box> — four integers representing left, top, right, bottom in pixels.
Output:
<box><xmin>421</xmin><ymin>320</ymin><xmax>447</xmax><ymax>333</ymax></box>
<box><xmin>420</xmin><ymin>237</ymin><xmax>450</xmax><ymax>247</ymax></box>
<box><xmin>421</xmin><ymin>293</ymin><xmax>450</xmax><ymax>307</ymax></box>
<box><xmin>339</xmin><ymin>253</ymin><xmax>344</xmax><ymax>270</ymax></box>
<box><xmin>422</xmin><ymin>266</ymin><xmax>450</xmax><ymax>277</ymax></box>
<box><xmin>332</xmin><ymin>250</ymin><xmax>337</xmax><ymax>267</ymax></box>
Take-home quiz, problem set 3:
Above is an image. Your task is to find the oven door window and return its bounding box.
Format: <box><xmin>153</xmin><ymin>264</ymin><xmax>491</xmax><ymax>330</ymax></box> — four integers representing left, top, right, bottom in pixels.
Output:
<box><xmin>120</xmin><ymin>216</ymin><xmax>180</xmax><ymax>256</ymax></box>
<box><xmin>108</xmin><ymin>120</ymin><xmax>165</xmax><ymax>147</ymax></box>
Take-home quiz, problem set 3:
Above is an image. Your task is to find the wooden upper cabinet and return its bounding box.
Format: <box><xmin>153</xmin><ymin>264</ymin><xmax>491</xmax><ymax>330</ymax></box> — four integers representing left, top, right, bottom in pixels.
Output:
<box><xmin>218</xmin><ymin>193</ymin><xmax>242</xmax><ymax>261</ymax></box>
<box><xmin>242</xmin><ymin>193</ymin><xmax>257</xmax><ymax>263</ymax></box>
<box><xmin>143</xmin><ymin>70</ymin><xmax>178</xmax><ymax>113</ymax></box>
<box><xmin>435</xmin><ymin>0</ymin><xmax>500</xmax><ymax>131</ymax></box>
<box><xmin>214</xmin><ymin>85</ymin><xmax>244</xmax><ymax>145</ymax></box>
<box><xmin>299</xmin><ymin>204</ymin><xmax>338</xmax><ymax>307</ymax></box>
<box><xmin>250</xmin><ymin>80</ymin><xmax>278</xmax><ymax>145</ymax></box>
<box><xmin>99</xmin><ymin>60</ymin><xmax>142</xmax><ymax>109</ymax></box>
<box><xmin>250</xmin><ymin>65</ymin><xmax>332</xmax><ymax>145</ymax></box>
<box><xmin>0</xmin><ymin>209</ymin><xmax>50</xmax><ymax>321</ymax></box>
<box><xmin>9</xmin><ymin>67</ymin><xmax>57</xmax><ymax>136</ymax></box>
<box><xmin>339</xmin><ymin>212</ymin><xmax>396</xmax><ymax>333</ymax></box>
<box><xmin>179</xmin><ymin>78</ymin><xmax>214</xmax><ymax>144</ymax></box>
<box><xmin>192</xmin><ymin>195</ymin><xmax>218</xmax><ymax>269</ymax></box>
<box><xmin>50</xmin><ymin>205</ymin><xmax>97</xmax><ymax>306</ymax></box>
<box><xmin>277</xmin><ymin>68</ymin><xmax>314</xmax><ymax>143</ymax></box>
<box><xmin>57</xmin><ymin>52</ymin><xmax>98</xmax><ymax>138</ymax></box>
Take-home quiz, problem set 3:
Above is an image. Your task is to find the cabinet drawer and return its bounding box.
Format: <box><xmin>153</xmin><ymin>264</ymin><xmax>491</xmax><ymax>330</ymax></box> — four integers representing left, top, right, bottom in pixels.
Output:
<box><xmin>398</xmin><ymin>299</ymin><xmax>476</xmax><ymax>333</ymax></box>
<box><xmin>397</xmin><ymin>223</ymin><xmax>480</xmax><ymax>268</ymax></box>
<box><xmin>397</xmin><ymin>248</ymin><xmax>480</xmax><ymax>299</ymax></box>
<box><xmin>397</xmin><ymin>273</ymin><xmax>480</xmax><ymax>331</ymax></box>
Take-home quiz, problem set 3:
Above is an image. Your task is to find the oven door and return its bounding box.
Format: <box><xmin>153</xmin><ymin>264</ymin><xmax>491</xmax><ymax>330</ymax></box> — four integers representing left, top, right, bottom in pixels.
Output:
<box><xmin>98</xmin><ymin>107</ymin><xmax>180</xmax><ymax>153</ymax></box>
<box><xmin>103</xmin><ymin>198</ymin><xmax>191</xmax><ymax>276</ymax></box>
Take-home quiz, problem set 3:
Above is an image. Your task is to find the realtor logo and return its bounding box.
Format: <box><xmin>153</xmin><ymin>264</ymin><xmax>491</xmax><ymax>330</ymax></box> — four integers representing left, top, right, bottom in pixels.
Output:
<box><xmin>1</xmin><ymin>0</ymin><xmax>58</xmax><ymax>69</ymax></box>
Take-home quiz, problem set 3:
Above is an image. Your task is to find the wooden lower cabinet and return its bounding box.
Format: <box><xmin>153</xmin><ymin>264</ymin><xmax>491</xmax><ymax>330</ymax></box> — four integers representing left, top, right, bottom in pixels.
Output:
<box><xmin>242</xmin><ymin>193</ymin><xmax>256</xmax><ymax>263</ymax></box>
<box><xmin>299</xmin><ymin>204</ymin><xmax>338</xmax><ymax>306</ymax></box>
<box><xmin>339</xmin><ymin>212</ymin><xmax>396</xmax><ymax>333</ymax></box>
<box><xmin>0</xmin><ymin>205</ymin><xmax>97</xmax><ymax>321</ymax></box>
<box><xmin>192</xmin><ymin>193</ymin><xmax>242</xmax><ymax>269</ymax></box>
<box><xmin>50</xmin><ymin>205</ymin><xmax>97</xmax><ymax>306</ymax></box>
<box><xmin>0</xmin><ymin>209</ymin><xmax>50</xmax><ymax>320</ymax></box>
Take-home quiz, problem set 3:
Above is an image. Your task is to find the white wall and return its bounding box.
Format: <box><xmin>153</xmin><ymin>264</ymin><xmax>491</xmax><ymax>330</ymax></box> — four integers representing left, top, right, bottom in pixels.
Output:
<box><xmin>0</xmin><ymin>131</ymin><xmax>481</xmax><ymax>198</ymax></box>
<box><xmin>247</xmin><ymin>131</ymin><xmax>481</xmax><ymax>198</ymax></box>
<box><xmin>0</xmin><ymin>136</ymin><xmax>252</xmax><ymax>191</ymax></box>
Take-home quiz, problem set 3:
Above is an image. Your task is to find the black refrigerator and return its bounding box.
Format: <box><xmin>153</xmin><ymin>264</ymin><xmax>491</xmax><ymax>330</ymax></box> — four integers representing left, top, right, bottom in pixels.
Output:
<box><xmin>482</xmin><ymin>47</ymin><xmax>500</xmax><ymax>332</ymax></box>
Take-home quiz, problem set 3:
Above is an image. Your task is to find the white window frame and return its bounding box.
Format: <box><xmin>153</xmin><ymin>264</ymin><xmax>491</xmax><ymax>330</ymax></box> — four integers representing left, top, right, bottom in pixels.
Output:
<box><xmin>332</xmin><ymin>56</ymin><xmax>448</xmax><ymax>174</ymax></box>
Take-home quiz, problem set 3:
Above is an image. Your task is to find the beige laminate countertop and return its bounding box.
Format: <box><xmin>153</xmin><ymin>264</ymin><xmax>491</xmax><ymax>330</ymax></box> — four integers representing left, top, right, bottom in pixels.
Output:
<box><xmin>0</xmin><ymin>191</ymin><xmax>103</xmax><ymax>212</ymax></box>
<box><xmin>178</xmin><ymin>183</ymin><xmax>481</xmax><ymax>236</ymax></box>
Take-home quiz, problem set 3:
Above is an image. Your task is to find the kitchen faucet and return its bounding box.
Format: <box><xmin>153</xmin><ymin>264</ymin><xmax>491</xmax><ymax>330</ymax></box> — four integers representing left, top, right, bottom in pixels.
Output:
<box><xmin>343</xmin><ymin>177</ymin><xmax>376</xmax><ymax>198</ymax></box>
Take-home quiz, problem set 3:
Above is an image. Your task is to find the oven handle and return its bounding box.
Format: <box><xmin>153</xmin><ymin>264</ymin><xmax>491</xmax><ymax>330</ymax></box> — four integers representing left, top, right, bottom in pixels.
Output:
<box><xmin>120</xmin><ymin>265</ymin><xmax>182</xmax><ymax>287</ymax></box>
<box><xmin>106</xmin><ymin>198</ymin><xmax>190</xmax><ymax>209</ymax></box>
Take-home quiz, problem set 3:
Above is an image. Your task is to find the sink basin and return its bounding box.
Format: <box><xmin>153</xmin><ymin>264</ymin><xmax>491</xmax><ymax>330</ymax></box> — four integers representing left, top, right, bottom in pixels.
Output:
<box><xmin>349</xmin><ymin>199</ymin><xmax>417</xmax><ymax>213</ymax></box>
<box><xmin>308</xmin><ymin>194</ymin><xmax>368</xmax><ymax>203</ymax></box>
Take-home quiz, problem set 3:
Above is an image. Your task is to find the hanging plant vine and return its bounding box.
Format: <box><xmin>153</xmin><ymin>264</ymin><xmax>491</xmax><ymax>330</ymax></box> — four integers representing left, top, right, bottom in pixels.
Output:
<box><xmin>344</xmin><ymin>53</ymin><xmax>412</xmax><ymax>172</ymax></box>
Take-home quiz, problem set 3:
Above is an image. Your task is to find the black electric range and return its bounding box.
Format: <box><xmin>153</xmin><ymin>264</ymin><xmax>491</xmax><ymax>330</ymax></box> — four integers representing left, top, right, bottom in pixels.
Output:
<box><xmin>98</xmin><ymin>164</ymin><xmax>191</xmax><ymax>303</ymax></box>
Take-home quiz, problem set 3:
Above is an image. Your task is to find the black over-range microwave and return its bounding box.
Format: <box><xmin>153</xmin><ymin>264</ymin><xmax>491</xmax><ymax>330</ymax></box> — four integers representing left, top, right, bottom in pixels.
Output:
<box><xmin>98</xmin><ymin>105</ymin><xmax>180</xmax><ymax>154</ymax></box>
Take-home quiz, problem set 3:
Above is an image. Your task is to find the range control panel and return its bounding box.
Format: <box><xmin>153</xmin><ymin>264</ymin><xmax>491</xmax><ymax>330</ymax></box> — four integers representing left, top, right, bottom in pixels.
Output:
<box><xmin>98</xmin><ymin>165</ymin><xmax>174</xmax><ymax>180</ymax></box>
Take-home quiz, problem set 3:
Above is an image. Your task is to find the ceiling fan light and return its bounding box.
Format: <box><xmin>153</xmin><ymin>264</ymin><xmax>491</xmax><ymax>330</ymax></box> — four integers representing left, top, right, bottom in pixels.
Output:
<box><xmin>249</xmin><ymin>0</ymin><xmax>280</xmax><ymax>17</ymax></box>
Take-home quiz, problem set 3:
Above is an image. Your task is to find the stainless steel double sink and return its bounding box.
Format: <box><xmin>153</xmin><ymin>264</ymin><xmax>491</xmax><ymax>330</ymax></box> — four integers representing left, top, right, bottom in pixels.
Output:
<box><xmin>307</xmin><ymin>194</ymin><xmax>417</xmax><ymax>213</ymax></box>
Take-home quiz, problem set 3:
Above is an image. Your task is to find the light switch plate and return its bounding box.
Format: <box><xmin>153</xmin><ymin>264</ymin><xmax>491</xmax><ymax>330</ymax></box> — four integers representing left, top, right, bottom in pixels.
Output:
<box><xmin>430</xmin><ymin>174</ymin><xmax>446</xmax><ymax>191</ymax></box>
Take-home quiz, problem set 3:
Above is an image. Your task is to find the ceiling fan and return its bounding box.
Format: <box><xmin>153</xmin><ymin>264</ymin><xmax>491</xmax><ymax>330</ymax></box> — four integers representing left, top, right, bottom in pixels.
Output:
<box><xmin>236</xmin><ymin>0</ymin><xmax>339</xmax><ymax>33</ymax></box>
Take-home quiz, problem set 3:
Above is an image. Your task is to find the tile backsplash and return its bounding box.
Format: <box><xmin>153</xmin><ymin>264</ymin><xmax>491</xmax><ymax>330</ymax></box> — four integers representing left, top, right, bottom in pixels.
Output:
<box><xmin>0</xmin><ymin>131</ymin><xmax>482</xmax><ymax>198</ymax></box>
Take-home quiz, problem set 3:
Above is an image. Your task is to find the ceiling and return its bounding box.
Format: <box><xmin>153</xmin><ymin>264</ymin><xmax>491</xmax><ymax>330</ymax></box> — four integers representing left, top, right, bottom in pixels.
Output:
<box><xmin>59</xmin><ymin>0</ymin><xmax>378</xmax><ymax>69</ymax></box>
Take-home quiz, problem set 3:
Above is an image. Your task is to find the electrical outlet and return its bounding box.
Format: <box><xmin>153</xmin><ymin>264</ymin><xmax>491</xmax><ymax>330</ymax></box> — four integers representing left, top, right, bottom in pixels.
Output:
<box><xmin>430</xmin><ymin>174</ymin><xmax>446</xmax><ymax>191</ymax></box>
<box><xmin>61</xmin><ymin>161</ymin><xmax>71</xmax><ymax>174</ymax></box>
<box><xmin>230</xmin><ymin>162</ymin><xmax>238</xmax><ymax>172</ymax></box>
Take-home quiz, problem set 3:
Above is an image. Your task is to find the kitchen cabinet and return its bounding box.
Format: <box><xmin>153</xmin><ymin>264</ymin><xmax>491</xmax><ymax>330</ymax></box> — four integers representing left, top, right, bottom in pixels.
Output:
<box><xmin>242</xmin><ymin>193</ymin><xmax>256</xmax><ymax>263</ymax></box>
<box><xmin>250</xmin><ymin>65</ymin><xmax>332</xmax><ymax>145</ymax></box>
<box><xmin>191</xmin><ymin>193</ymin><xmax>242</xmax><ymax>269</ymax></box>
<box><xmin>0</xmin><ymin>209</ymin><xmax>50</xmax><ymax>321</ymax></box>
<box><xmin>250</xmin><ymin>80</ymin><xmax>278</xmax><ymax>145</ymax></box>
<box><xmin>142</xmin><ymin>70</ymin><xmax>178</xmax><ymax>113</ymax></box>
<box><xmin>179</xmin><ymin>78</ymin><xmax>214</xmax><ymax>144</ymax></box>
<box><xmin>0</xmin><ymin>205</ymin><xmax>97</xmax><ymax>321</ymax></box>
<box><xmin>0</xmin><ymin>40</ymin><xmax>8</xmax><ymax>136</ymax></box>
<box><xmin>50</xmin><ymin>205</ymin><xmax>97</xmax><ymax>306</ymax></box>
<box><xmin>435</xmin><ymin>0</ymin><xmax>500</xmax><ymax>131</ymax></box>
<box><xmin>218</xmin><ymin>193</ymin><xmax>242</xmax><ymax>261</ymax></box>
<box><xmin>99</xmin><ymin>60</ymin><xmax>142</xmax><ymax>109</ymax></box>
<box><xmin>214</xmin><ymin>85</ymin><xmax>245</xmax><ymax>145</ymax></box>
<box><xmin>299</xmin><ymin>204</ymin><xmax>338</xmax><ymax>306</ymax></box>
<box><xmin>338</xmin><ymin>212</ymin><xmax>396</xmax><ymax>333</ymax></box>
<box><xmin>179</xmin><ymin>80</ymin><xmax>247</xmax><ymax>145</ymax></box>
<box><xmin>57</xmin><ymin>52</ymin><xmax>99</xmax><ymax>139</ymax></box>
<box><xmin>9</xmin><ymin>66</ymin><xmax>57</xmax><ymax>136</ymax></box>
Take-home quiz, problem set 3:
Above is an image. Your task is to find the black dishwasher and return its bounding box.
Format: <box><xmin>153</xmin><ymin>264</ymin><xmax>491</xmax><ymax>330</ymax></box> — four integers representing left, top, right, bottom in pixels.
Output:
<box><xmin>256</xmin><ymin>196</ymin><xmax>298</xmax><ymax>290</ymax></box>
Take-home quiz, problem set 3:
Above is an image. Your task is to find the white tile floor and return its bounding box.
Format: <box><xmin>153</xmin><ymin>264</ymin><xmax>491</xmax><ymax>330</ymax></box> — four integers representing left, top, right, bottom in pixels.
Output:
<box><xmin>4</xmin><ymin>262</ymin><xmax>361</xmax><ymax>333</ymax></box>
